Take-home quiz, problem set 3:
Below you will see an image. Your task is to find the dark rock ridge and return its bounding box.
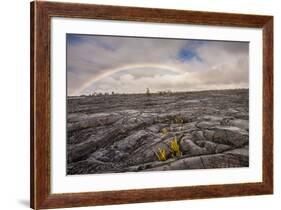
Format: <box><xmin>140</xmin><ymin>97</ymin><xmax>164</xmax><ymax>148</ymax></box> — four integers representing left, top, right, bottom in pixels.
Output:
<box><xmin>67</xmin><ymin>89</ymin><xmax>249</xmax><ymax>174</ymax></box>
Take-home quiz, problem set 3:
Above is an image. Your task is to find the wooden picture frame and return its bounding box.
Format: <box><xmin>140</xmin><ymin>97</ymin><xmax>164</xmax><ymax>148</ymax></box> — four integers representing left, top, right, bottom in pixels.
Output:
<box><xmin>30</xmin><ymin>1</ymin><xmax>273</xmax><ymax>209</ymax></box>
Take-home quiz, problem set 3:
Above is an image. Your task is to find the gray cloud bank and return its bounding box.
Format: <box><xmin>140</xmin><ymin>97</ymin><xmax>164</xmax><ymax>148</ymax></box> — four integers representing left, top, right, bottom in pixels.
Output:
<box><xmin>67</xmin><ymin>34</ymin><xmax>249</xmax><ymax>95</ymax></box>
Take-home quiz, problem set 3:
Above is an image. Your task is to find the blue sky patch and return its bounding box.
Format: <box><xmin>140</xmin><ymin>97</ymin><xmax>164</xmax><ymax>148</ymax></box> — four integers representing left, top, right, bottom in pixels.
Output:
<box><xmin>177</xmin><ymin>40</ymin><xmax>205</xmax><ymax>62</ymax></box>
<box><xmin>178</xmin><ymin>48</ymin><xmax>202</xmax><ymax>62</ymax></box>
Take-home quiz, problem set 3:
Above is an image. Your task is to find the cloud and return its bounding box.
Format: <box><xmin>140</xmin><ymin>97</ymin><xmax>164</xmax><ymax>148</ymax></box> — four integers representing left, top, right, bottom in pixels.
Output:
<box><xmin>67</xmin><ymin>34</ymin><xmax>249</xmax><ymax>95</ymax></box>
<box><xmin>87</xmin><ymin>68</ymin><xmax>248</xmax><ymax>94</ymax></box>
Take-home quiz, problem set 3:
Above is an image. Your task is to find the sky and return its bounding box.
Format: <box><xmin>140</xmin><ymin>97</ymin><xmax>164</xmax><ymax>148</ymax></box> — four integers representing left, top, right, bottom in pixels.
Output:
<box><xmin>67</xmin><ymin>34</ymin><xmax>249</xmax><ymax>96</ymax></box>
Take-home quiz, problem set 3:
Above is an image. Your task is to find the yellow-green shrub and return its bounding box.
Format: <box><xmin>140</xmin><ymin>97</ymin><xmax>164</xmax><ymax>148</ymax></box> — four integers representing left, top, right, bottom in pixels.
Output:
<box><xmin>155</xmin><ymin>148</ymin><xmax>167</xmax><ymax>161</ymax></box>
<box><xmin>169</xmin><ymin>137</ymin><xmax>182</xmax><ymax>157</ymax></box>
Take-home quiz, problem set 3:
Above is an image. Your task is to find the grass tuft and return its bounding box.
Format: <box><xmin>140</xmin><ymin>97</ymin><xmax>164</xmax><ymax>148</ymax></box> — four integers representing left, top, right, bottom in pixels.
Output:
<box><xmin>155</xmin><ymin>148</ymin><xmax>167</xmax><ymax>161</ymax></box>
<box><xmin>169</xmin><ymin>137</ymin><xmax>182</xmax><ymax>157</ymax></box>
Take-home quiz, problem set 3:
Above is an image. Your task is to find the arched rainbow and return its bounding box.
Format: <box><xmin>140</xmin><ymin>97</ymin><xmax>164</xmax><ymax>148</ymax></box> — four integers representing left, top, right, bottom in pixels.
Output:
<box><xmin>72</xmin><ymin>63</ymin><xmax>184</xmax><ymax>95</ymax></box>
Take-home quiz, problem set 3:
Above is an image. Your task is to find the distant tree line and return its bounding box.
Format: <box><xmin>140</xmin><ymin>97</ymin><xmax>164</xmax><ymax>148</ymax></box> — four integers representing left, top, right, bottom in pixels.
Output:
<box><xmin>80</xmin><ymin>88</ymin><xmax>175</xmax><ymax>97</ymax></box>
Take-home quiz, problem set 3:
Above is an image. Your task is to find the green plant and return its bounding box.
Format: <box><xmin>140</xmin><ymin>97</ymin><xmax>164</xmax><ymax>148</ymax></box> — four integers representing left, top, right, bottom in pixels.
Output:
<box><xmin>169</xmin><ymin>137</ymin><xmax>182</xmax><ymax>157</ymax></box>
<box><xmin>155</xmin><ymin>148</ymin><xmax>167</xmax><ymax>161</ymax></box>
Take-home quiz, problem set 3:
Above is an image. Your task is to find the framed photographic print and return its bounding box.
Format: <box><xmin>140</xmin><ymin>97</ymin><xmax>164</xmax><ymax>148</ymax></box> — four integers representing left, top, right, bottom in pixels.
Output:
<box><xmin>30</xmin><ymin>1</ymin><xmax>273</xmax><ymax>209</ymax></box>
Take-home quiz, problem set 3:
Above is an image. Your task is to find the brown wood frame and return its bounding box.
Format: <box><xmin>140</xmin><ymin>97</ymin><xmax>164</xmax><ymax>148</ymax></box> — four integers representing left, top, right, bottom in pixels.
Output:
<box><xmin>30</xmin><ymin>1</ymin><xmax>273</xmax><ymax>209</ymax></box>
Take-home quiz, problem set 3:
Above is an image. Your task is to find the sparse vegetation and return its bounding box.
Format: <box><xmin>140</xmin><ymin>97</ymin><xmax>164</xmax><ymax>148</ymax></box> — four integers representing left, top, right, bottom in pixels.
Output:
<box><xmin>155</xmin><ymin>148</ymin><xmax>167</xmax><ymax>161</ymax></box>
<box><xmin>174</xmin><ymin>116</ymin><xmax>184</xmax><ymax>124</ymax></box>
<box><xmin>155</xmin><ymin>137</ymin><xmax>182</xmax><ymax>161</ymax></box>
<box><xmin>169</xmin><ymin>137</ymin><xmax>182</xmax><ymax>157</ymax></box>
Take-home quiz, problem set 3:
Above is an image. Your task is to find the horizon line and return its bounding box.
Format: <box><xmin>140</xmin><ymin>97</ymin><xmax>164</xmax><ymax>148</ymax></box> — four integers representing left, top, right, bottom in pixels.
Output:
<box><xmin>68</xmin><ymin>87</ymin><xmax>249</xmax><ymax>97</ymax></box>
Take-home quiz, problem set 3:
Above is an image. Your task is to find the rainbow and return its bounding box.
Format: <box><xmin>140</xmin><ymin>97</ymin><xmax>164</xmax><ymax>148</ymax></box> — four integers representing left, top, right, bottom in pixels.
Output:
<box><xmin>72</xmin><ymin>63</ymin><xmax>185</xmax><ymax>95</ymax></box>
